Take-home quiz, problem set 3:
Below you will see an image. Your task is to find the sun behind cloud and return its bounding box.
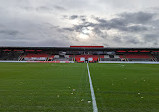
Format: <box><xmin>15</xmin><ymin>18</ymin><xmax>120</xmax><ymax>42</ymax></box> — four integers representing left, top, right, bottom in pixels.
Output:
<box><xmin>78</xmin><ymin>27</ymin><xmax>92</xmax><ymax>39</ymax></box>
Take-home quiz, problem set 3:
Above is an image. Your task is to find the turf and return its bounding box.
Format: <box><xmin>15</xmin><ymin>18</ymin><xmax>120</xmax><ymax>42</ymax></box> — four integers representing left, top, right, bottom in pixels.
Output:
<box><xmin>89</xmin><ymin>63</ymin><xmax>159</xmax><ymax>112</ymax></box>
<box><xmin>0</xmin><ymin>63</ymin><xmax>92</xmax><ymax>112</ymax></box>
<box><xmin>0</xmin><ymin>63</ymin><xmax>159</xmax><ymax>112</ymax></box>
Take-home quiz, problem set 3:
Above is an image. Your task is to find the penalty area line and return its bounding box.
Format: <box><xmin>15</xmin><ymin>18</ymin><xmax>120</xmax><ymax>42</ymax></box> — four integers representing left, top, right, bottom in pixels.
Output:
<box><xmin>87</xmin><ymin>63</ymin><xmax>98</xmax><ymax>112</ymax></box>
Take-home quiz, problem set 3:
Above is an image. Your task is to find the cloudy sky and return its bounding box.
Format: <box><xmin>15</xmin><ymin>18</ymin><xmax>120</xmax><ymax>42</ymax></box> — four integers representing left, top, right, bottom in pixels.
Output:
<box><xmin>0</xmin><ymin>0</ymin><xmax>159</xmax><ymax>47</ymax></box>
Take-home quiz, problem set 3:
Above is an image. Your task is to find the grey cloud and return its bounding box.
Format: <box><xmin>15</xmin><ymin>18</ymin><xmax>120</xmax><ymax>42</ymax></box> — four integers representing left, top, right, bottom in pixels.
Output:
<box><xmin>125</xmin><ymin>37</ymin><xmax>141</xmax><ymax>44</ymax></box>
<box><xmin>144</xmin><ymin>33</ymin><xmax>159</xmax><ymax>42</ymax></box>
<box><xmin>120</xmin><ymin>12</ymin><xmax>155</xmax><ymax>24</ymax></box>
<box><xmin>80</xmin><ymin>15</ymin><xmax>86</xmax><ymax>18</ymax></box>
<box><xmin>66</xmin><ymin>15</ymin><xmax>87</xmax><ymax>21</ymax></box>
<box><xmin>95</xmin><ymin>12</ymin><xmax>155</xmax><ymax>32</ymax></box>
<box><xmin>62</xmin><ymin>10</ymin><xmax>159</xmax><ymax>47</ymax></box>
<box><xmin>145</xmin><ymin>33</ymin><xmax>159</xmax><ymax>38</ymax></box>
<box><xmin>96</xmin><ymin>17</ymin><xmax>107</xmax><ymax>24</ymax></box>
<box><xmin>80</xmin><ymin>18</ymin><xmax>86</xmax><ymax>22</ymax></box>
<box><xmin>35</xmin><ymin>6</ymin><xmax>53</xmax><ymax>13</ymax></box>
<box><xmin>32</xmin><ymin>39</ymin><xmax>69</xmax><ymax>47</ymax></box>
<box><xmin>112</xmin><ymin>36</ymin><xmax>122</xmax><ymax>43</ymax></box>
<box><xmin>73</xmin><ymin>25</ymin><xmax>85</xmax><ymax>32</ymax></box>
<box><xmin>109</xmin><ymin>18</ymin><xmax>126</xmax><ymax>28</ymax></box>
<box><xmin>0</xmin><ymin>39</ymin><xmax>69</xmax><ymax>47</ymax></box>
<box><xmin>0</xmin><ymin>30</ymin><xmax>20</xmax><ymax>36</ymax></box>
<box><xmin>93</xmin><ymin>27</ymin><xmax>107</xmax><ymax>38</ymax></box>
<box><xmin>70</xmin><ymin>13</ymin><xmax>150</xmax><ymax>33</ymax></box>
<box><xmin>79</xmin><ymin>15</ymin><xmax>86</xmax><ymax>21</ymax></box>
<box><xmin>70</xmin><ymin>15</ymin><xmax>78</xmax><ymax>20</ymax></box>
<box><xmin>0</xmin><ymin>17</ymin><xmax>70</xmax><ymax>47</ymax></box>
<box><xmin>36</xmin><ymin>5</ymin><xmax>66</xmax><ymax>12</ymax></box>
<box><xmin>111</xmin><ymin>35</ymin><xmax>143</xmax><ymax>47</ymax></box>
<box><xmin>127</xmin><ymin>25</ymin><xmax>147</xmax><ymax>32</ymax></box>
<box><xmin>0</xmin><ymin>40</ymin><xmax>31</xmax><ymax>47</ymax></box>
<box><xmin>66</xmin><ymin>12</ymin><xmax>152</xmax><ymax>36</ymax></box>
<box><xmin>53</xmin><ymin>5</ymin><xmax>66</xmax><ymax>10</ymax></box>
<box><xmin>21</xmin><ymin>6</ymin><xmax>34</xmax><ymax>11</ymax></box>
<box><xmin>0</xmin><ymin>0</ymin><xmax>159</xmax><ymax>47</ymax></box>
<box><xmin>72</xmin><ymin>22</ymin><xmax>96</xmax><ymax>32</ymax></box>
<box><xmin>62</xmin><ymin>28</ymin><xmax>74</xmax><ymax>31</ymax></box>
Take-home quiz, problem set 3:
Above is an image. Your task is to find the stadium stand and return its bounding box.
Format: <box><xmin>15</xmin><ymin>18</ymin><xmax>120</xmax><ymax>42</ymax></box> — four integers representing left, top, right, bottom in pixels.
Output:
<box><xmin>23</xmin><ymin>54</ymin><xmax>48</xmax><ymax>61</ymax></box>
<box><xmin>123</xmin><ymin>54</ymin><xmax>154</xmax><ymax>61</ymax></box>
<box><xmin>0</xmin><ymin>46</ymin><xmax>159</xmax><ymax>63</ymax></box>
<box><xmin>0</xmin><ymin>51</ymin><xmax>22</xmax><ymax>61</ymax></box>
<box><xmin>124</xmin><ymin>54</ymin><xmax>151</xmax><ymax>58</ymax></box>
<box><xmin>154</xmin><ymin>55</ymin><xmax>159</xmax><ymax>61</ymax></box>
<box><xmin>51</xmin><ymin>55</ymin><xmax>72</xmax><ymax>61</ymax></box>
<box><xmin>100</xmin><ymin>55</ymin><xmax>122</xmax><ymax>61</ymax></box>
<box><xmin>48</xmin><ymin>55</ymin><xmax>54</xmax><ymax>61</ymax></box>
<box><xmin>151</xmin><ymin>54</ymin><xmax>158</xmax><ymax>61</ymax></box>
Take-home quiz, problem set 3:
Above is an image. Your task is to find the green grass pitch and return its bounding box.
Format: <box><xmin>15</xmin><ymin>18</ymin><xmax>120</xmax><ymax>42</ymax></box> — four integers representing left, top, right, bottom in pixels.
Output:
<box><xmin>0</xmin><ymin>63</ymin><xmax>159</xmax><ymax>112</ymax></box>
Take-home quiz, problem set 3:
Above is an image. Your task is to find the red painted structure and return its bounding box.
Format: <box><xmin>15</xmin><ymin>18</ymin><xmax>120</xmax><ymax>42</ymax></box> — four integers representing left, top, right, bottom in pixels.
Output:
<box><xmin>75</xmin><ymin>55</ymin><xmax>99</xmax><ymax>62</ymax></box>
<box><xmin>70</xmin><ymin>46</ymin><xmax>104</xmax><ymax>48</ymax></box>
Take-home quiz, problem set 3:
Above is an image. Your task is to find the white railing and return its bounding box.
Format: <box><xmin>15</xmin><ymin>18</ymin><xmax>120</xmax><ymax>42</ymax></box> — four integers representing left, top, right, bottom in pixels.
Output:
<box><xmin>99</xmin><ymin>61</ymin><xmax>159</xmax><ymax>64</ymax></box>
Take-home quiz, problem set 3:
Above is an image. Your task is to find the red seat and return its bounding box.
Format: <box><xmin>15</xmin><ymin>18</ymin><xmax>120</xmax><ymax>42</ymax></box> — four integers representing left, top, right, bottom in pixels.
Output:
<box><xmin>125</xmin><ymin>54</ymin><xmax>151</xmax><ymax>59</ymax></box>
<box><xmin>119</xmin><ymin>55</ymin><xmax>124</xmax><ymax>58</ymax></box>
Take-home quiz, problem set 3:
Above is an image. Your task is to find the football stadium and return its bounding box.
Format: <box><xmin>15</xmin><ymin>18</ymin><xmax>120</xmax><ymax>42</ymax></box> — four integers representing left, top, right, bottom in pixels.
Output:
<box><xmin>0</xmin><ymin>46</ymin><xmax>159</xmax><ymax>112</ymax></box>
<box><xmin>1</xmin><ymin>0</ymin><xmax>159</xmax><ymax>112</ymax></box>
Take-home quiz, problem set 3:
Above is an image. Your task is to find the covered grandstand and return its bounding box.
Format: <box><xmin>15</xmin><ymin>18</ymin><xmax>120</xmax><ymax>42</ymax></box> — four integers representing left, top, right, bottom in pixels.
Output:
<box><xmin>0</xmin><ymin>46</ymin><xmax>159</xmax><ymax>63</ymax></box>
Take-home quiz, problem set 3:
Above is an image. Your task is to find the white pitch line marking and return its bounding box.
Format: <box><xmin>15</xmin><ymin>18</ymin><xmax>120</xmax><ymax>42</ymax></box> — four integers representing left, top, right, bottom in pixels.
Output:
<box><xmin>87</xmin><ymin>63</ymin><xmax>98</xmax><ymax>112</ymax></box>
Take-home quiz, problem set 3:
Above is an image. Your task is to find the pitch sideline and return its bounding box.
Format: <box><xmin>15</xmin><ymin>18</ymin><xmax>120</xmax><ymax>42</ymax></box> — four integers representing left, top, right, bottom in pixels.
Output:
<box><xmin>87</xmin><ymin>63</ymin><xmax>98</xmax><ymax>112</ymax></box>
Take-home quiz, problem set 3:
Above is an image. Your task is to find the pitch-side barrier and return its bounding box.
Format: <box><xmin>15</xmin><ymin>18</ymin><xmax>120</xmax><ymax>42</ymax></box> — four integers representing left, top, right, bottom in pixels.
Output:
<box><xmin>1</xmin><ymin>61</ymin><xmax>159</xmax><ymax>64</ymax></box>
<box><xmin>99</xmin><ymin>61</ymin><xmax>159</xmax><ymax>64</ymax></box>
<box><xmin>0</xmin><ymin>61</ymin><xmax>74</xmax><ymax>63</ymax></box>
